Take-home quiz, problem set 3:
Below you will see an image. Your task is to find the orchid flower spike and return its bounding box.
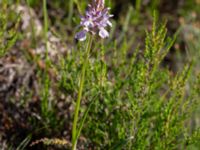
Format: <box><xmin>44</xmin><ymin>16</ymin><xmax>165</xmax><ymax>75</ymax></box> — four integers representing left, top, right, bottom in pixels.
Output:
<box><xmin>75</xmin><ymin>0</ymin><xmax>113</xmax><ymax>41</ymax></box>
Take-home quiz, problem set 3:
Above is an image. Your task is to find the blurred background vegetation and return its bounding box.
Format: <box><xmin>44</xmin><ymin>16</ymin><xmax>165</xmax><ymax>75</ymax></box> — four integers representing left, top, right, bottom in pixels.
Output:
<box><xmin>0</xmin><ymin>0</ymin><xmax>200</xmax><ymax>149</ymax></box>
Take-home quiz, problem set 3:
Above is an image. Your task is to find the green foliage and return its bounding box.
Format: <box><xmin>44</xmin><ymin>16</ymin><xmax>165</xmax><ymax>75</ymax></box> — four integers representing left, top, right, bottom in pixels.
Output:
<box><xmin>1</xmin><ymin>0</ymin><xmax>200</xmax><ymax>150</ymax></box>
<box><xmin>65</xmin><ymin>14</ymin><xmax>199</xmax><ymax>149</ymax></box>
<box><xmin>0</xmin><ymin>1</ymin><xmax>18</xmax><ymax>57</ymax></box>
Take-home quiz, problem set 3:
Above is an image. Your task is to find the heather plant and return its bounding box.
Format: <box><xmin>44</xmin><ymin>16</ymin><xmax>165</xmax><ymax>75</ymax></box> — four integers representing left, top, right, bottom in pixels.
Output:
<box><xmin>76</xmin><ymin>13</ymin><xmax>200</xmax><ymax>149</ymax></box>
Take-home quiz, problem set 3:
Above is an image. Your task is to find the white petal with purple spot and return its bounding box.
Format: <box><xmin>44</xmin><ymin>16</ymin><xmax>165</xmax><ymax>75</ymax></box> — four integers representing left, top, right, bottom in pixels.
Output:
<box><xmin>99</xmin><ymin>28</ymin><xmax>109</xmax><ymax>38</ymax></box>
<box><xmin>75</xmin><ymin>30</ymin><xmax>87</xmax><ymax>41</ymax></box>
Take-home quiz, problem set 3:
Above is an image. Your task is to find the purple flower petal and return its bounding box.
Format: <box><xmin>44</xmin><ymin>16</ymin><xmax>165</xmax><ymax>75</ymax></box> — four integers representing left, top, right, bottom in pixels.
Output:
<box><xmin>75</xmin><ymin>0</ymin><xmax>113</xmax><ymax>40</ymax></box>
<box><xmin>99</xmin><ymin>28</ymin><xmax>109</xmax><ymax>38</ymax></box>
<box><xmin>75</xmin><ymin>30</ymin><xmax>87</xmax><ymax>41</ymax></box>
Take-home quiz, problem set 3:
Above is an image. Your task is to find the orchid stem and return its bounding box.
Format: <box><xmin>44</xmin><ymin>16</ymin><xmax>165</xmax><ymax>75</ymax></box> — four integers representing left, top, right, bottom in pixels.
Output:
<box><xmin>72</xmin><ymin>35</ymin><xmax>93</xmax><ymax>150</ymax></box>
<box><xmin>43</xmin><ymin>0</ymin><xmax>48</xmax><ymax>62</ymax></box>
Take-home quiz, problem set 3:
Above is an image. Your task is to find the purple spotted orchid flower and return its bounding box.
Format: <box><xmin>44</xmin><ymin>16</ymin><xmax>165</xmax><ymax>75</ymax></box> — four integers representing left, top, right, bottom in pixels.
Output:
<box><xmin>75</xmin><ymin>0</ymin><xmax>113</xmax><ymax>41</ymax></box>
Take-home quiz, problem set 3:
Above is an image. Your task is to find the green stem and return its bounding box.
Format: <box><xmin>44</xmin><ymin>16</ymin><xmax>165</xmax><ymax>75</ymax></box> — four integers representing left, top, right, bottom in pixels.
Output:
<box><xmin>72</xmin><ymin>36</ymin><xmax>93</xmax><ymax>150</ymax></box>
<box><xmin>68</xmin><ymin>0</ymin><xmax>74</xmax><ymax>27</ymax></box>
<box><xmin>42</xmin><ymin>0</ymin><xmax>50</xmax><ymax>119</ymax></box>
<box><xmin>43</xmin><ymin>0</ymin><xmax>48</xmax><ymax>61</ymax></box>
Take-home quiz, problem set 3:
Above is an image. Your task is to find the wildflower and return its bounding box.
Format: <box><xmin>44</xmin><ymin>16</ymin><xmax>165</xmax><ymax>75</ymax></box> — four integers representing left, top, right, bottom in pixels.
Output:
<box><xmin>75</xmin><ymin>0</ymin><xmax>113</xmax><ymax>41</ymax></box>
